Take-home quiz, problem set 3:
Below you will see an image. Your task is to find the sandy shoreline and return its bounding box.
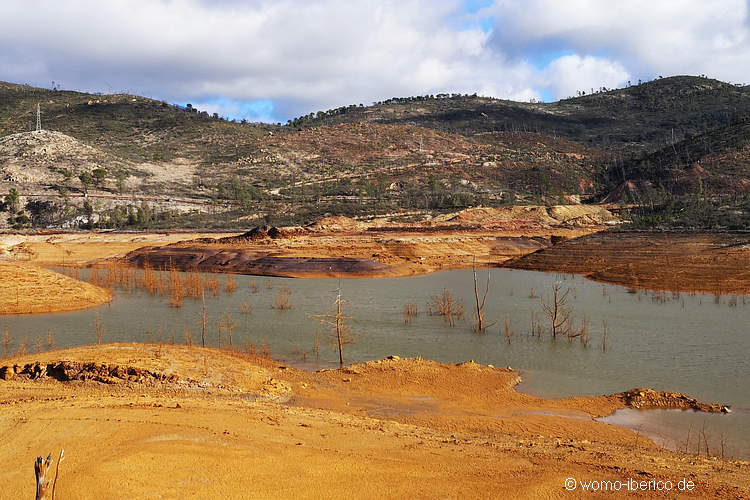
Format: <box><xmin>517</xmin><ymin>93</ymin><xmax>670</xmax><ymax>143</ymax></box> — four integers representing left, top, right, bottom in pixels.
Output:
<box><xmin>4</xmin><ymin>227</ymin><xmax>750</xmax><ymax>319</ymax></box>
<box><xmin>0</xmin><ymin>232</ymin><xmax>236</xmax><ymax>315</ymax></box>
<box><xmin>0</xmin><ymin>262</ymin><xmax>112</xmax><ymax>314</ymax></box>
<box><xmin>121</xmin><ymin>230</ymin><xmax>561</xmax><ymax>278</ymax></box>
<box><xmin>505</xmin><ymin>231</ymin><xmax>750</xmax><ymax>295</ymax></box>
<box><xmin>0</xmin><ymin>344</ymin><xmax>746</xmax><ymax>498</ymax></box>
<box><xmin>0</xmin><ymin>226</ymin><xmax>593</xmax><ymax>315</ymax></box>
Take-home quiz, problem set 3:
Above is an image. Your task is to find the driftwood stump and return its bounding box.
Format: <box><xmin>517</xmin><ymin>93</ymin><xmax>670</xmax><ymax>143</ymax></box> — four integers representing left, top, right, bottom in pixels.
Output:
<box><xmin>34</xmin><ymin>454</ymin><xmax>53</xmax><ymax>500</ymax></box>
<box><xmin>34</xmin><ymin>449</ymin><xmax>63</xmax><ymax>500</ymax></box>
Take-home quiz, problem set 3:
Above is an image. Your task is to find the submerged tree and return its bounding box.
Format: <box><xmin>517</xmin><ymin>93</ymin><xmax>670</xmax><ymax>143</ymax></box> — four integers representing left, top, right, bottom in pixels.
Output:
<box><xmin>472</xmin><ymin>257</ymin><xmax>493</xmax><ymax>332</ymax></box>
<box><xmin>200</xmin><ymin>290</ymin><xmax>207</xmax><ymax>347</ymax></box>
<box><xmin>310</xmin><ymin>285</ymin><xmax>356</xmax><ymax>366</ymax></box>
<box><xmin>540</xmin><ymin>282</ymin><xmax>572</xmax><ymax>338</ymax></box>
<box><xmin>428</xmin><ymin>288</ymin><xmax>464</xmax><ymax>327</ymax></box>
<box><xmin>218</xmin><ymin>309</ymin><xmax>236</xmax><ymax>347</ymax></box>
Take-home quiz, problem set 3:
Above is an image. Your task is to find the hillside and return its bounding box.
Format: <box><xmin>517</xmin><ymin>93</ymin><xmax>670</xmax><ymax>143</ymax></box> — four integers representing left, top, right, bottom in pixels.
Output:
<box><xmin>0</xmin><ymin>130</ymin><xmax>130</xmax><ymax>185</ymax></box>
<box><xmin>0</xmin><ymin>124</ymin><xmax>603</xmax><ymax>229</ymax></box>
<box><xmin>597</xmin><ymin>118</ymin><xmax>750</xmax><ymax>229</ymax></box>
<box><xmin>247</xmin><ymin>124</ymin><xmax>603</xmax><ymax>201</ymax></box>
<box><xmin>289</xmin><ymin>76</ymin><xmax>750</xmax><ymax>155</ymax></box>
<box><xmin>1</xmin><ymin>76</ymin><xmax>749</xmax><ymax>230</ymax></box>
<box><xmin>604</xmin><ymin>119</ymin><xmax>750</xmax><ymax>200</ymax></box>
<box><xmin>0</xmin><ymin>81</ymin><xmax>606</xmax><ymax>229</ymax></box>
<box><xmin>0</xmin><ymin>81</ymin><xmax>272</xmax><ymax>164</ymax></box>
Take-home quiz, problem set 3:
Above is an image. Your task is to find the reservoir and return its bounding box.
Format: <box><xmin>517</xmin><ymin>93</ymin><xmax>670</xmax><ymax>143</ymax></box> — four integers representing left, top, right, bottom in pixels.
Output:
<box><xmin>3</xmin><ymin>267</ymin><xmax>749</xmax><ymax>458</ymax></box>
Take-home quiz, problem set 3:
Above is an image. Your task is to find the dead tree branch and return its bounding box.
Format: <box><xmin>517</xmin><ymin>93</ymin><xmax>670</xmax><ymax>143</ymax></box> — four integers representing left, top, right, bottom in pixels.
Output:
<box><xmin>540</xmin><ymin>282</ymin><xmax>571</xmax><ymax>338</ymax></box>
<box><xmin>472</xmin><ymin>257</ymin><xmax>493</xmax><ymax>332</ymax></box>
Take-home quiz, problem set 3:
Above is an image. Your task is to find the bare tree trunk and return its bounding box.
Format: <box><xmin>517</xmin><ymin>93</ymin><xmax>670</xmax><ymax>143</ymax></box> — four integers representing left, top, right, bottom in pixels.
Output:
<box><xmin>36</xmin><ymin>449</ymin><xmax>63</xmax><ymax>500</ymax></box>
<box><xmin>310</xmin><ymin>285</ymin><xmax>354</xmax><ymax>367</ymax></box>
<box><xmin>551</xmin><ymin>286</ymin><xmax>559</xmax><ymax>337</ymax></box>
<box><xmin>35</xmin><ymin>454</ymin><xmax>53</xmax><ymax>500</ymax></box>
<box><xmin>472</xmin><ymin>257</ymin><xmax>490</xmax><ymax>332</ymax></box>
<box><xmin>336</xmin><ymin>291</ymin><xmax>344</xmax><ymax>366</ymax></box>
<box><xmin>541</xmin><ymin>282</ymin><xmax>570</xmax><ymax>338</ymax></box>
<box><xmin>201</xmin><ymin>290</ymin><xmax>206</xmax><ymax>348</ymax></box>
<box><xmin>217</xmin><ymin>317</ymin><xmax>222</xmax><ymax>348</ymax></box>
<box><xmin>473</xmin><ymin>265</ymin><xmax>483</xmax><ymax>331</ymax></box>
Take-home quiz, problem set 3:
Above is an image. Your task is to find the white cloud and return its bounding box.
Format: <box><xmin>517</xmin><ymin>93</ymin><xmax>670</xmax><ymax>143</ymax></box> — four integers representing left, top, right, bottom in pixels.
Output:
<box><xmin>0</xmin><ymin>0</ymin><xmax>538</xmax><ymax>120</ymax></box>
<box><xmin>486</xmin><ymin>0</ymin><xmax>750</xmax><ymax>84</ymax></box>
<box><xmin>544</xmin><ymin>55</ymin><xmax>630</xmax><ymax>98</ymax></box>
<box><xmin>1</xmin><ymin>0</ymin><xmax>748</xmax><ymax>122</ymax></box>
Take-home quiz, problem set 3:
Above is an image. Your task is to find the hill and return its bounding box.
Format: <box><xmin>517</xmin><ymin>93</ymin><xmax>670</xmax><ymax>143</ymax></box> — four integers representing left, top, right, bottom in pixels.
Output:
<box><xmin>288</xmin><ymin>76</ymin><xmax>750</xmax><ymax>156</ymax></box>
<box><xmin>598</xmin><ymin>118</ymin><xmax>750</xmax><ymax>229</ymax></box>
<box><xmin>249</xmin><ymin>124</ymin><xmax>603</xmax><ymax>201</ymax></box>
<box><xmin>604</xmin><ymin>119</ymin><xmax>750</xmax><ymax>200</ymax></box>
<box><xmin>1</xmin><ymin>76</ymin><xmax>749</xmax><ymax>230</ymax></box>
<box><xmin>0</xmin><ymin>130</ymin><xmax>130</xmax><ymax>185</ymax></box>
<box><xmin>0</xmin><ymin>81</ymin><xmax>272</xmax><ymax>164</ymax></box>
<box><xmin>0</xmin><ymin>81</ymin><xmax>606</xmax><ymax>229</ymax></box>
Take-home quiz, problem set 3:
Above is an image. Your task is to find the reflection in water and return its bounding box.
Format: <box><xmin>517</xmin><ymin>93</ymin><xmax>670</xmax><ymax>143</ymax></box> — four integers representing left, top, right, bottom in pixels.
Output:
<box><xmin>1</xmin><ymin>267</ymin><xmax>749</xmax><ymax>458</ymax></box>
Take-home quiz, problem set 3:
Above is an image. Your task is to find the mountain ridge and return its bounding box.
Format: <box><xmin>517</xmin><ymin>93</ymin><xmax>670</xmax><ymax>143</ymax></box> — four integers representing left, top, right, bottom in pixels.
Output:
<box><xmin>1</xmin><ymin>75</ymin><xmax>749</xmax><ymax>229</ymax></box>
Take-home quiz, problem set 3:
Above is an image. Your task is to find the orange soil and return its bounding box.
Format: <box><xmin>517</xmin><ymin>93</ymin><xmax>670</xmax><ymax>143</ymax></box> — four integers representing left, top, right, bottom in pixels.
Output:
<box><xmin>0</xmin><ymin>262</ymin><xmax>111</xmax><ymax>314</ymax></box>
<box><xmin>0</xmin><ymin>226</ymin><xmax>599</xmax><ymax>314</ymax></box>
<box><xmin>0</xmin><ymin>344</ymin><xmax>746</xmax><ymax>499</ymax></box>
<box><xmin>0</xmin><ymin>232</ymin><xmax>238</xmax><ymax>265</ymax></box>
<box><xmin>506</xmin><ymin>231</ymin><xmax>750</xmax><ymax>295</ymax></box>
<box><xmin>0</xmin><ymin>232</ymin><xmax>235</xmax><ymax>315</ymax></box>
<box><xmin>123</xmin><ymin>227</ymin><xmax>599</xmax><ymax>278</ymax></box>
<box><xmin>0</xmin><ymin>206</ymin><xmax>612</xmax><ymax>279</ymax></box>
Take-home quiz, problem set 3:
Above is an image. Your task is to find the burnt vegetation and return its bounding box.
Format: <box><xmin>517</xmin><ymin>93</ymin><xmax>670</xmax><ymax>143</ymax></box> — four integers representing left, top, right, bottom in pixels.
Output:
<box><xmin>1</xmin><ymin>75</ymin><xmax>750</xmax><ymax>229</ymax></box>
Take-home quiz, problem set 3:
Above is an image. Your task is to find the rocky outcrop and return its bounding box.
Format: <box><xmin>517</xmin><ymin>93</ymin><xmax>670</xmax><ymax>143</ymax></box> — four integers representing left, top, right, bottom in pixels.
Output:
<box><xmin>218</xmin><ymin>225</ymin><xmax>284</xmax><ymax>242</ymax></box>
<box><xmin>617</xmin><ymin>388</ymin><xmax>730</xmax><ymax>413</ymax></box>
<box><xmin>0</xmin><ymin>360</ymin><xmax>187</xmax><ymax>385</ymax></box>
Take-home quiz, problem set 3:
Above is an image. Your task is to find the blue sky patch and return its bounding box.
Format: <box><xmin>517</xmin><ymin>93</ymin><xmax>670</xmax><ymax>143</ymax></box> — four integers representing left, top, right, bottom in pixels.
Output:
<box><xmin>462</xmin><ymin>0</ymin><xmax>493</xmax><ymax>14</ymax></box>
<box><xmin>526</xmin><ymin>49</ymin><xmax>576</xmax><ymax>70</ymax></box>
<box><xmin>536</xmin><ymin>89</ymin><xmax>554</xmax><ymax>103</ymax></box>
<box><xmin>461</xmin><ymin>0</ymin><xmax>495</xmax><ymax>33</ymax></box>
<box><xmin>176</xmin><ymin>97</ymin><xmax>279</xmax><ymax>123</ymax></box>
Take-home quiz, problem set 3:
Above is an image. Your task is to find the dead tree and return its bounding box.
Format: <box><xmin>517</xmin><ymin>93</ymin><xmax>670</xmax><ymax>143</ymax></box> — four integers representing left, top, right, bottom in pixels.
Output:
<box><xmin>201</xmin><ymin>290</ymin><xmax>207</xmax><ymax>347</ymax></box>
<box><xmin>472</xmin><ymin>257</ymin><xmax>493</xmax><ymax>332</ymax></box>
<box><xmin>428</xmin><ymin>288</ymin><xmax>464</xmax><ymax>327</ymax></box>
<box><xmin>540</xmin><ymin>282</ymin><xmax>571</xmax><ymax>338</ymax></box>
<box><xmin>35</xmin><ymin>449</ymin><xmax>64</xmax><ymax>500</ymax></box>
<box><xmin>219</xmin><ymin>309</ymin><xmax>236</xmax><ymax>347</ymax></box>
<box><xmin>310</xmin><ymin>285</ymin><xmax>356</xmax><ymax>366</ymax></box>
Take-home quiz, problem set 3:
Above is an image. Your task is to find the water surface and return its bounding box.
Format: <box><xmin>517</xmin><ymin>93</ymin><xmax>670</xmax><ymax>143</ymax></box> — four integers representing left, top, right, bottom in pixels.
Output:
<box><xmin>3</xmin><ymin>268</ymin><xmax>748</xmax><ymax>458</ymax></box>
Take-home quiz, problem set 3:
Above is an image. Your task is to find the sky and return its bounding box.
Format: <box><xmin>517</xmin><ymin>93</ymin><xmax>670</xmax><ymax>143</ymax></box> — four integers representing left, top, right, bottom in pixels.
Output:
<box><xmin>1</xmin><ymin>0</ymin><xmax>749</xmax><ymax>123</ymax></box>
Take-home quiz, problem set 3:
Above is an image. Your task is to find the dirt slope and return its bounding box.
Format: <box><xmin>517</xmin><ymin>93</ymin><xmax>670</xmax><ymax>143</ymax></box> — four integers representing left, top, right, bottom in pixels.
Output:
<box><xmin>0</xmin><ymin>130</ymin><xmax>127</xmax><ymax>187</ymax></box>
<box><xmin>0</xmin><ymin>232</ymin><xmax>239</xmax><ymax>265</ymax></box>
<box><xmin>505</xmin><ymin>231</ymin><xmax>750</xmax><ymax>294</ymax></box>
<box><xmin>0</xmin><ymin>344</ymin><xmax>746</xmax><ymax>499</ymax></box>
<box><xmin>0</xmin><ymin>262</ymin><xmax>111</xmax><ymax>314</ymax></box>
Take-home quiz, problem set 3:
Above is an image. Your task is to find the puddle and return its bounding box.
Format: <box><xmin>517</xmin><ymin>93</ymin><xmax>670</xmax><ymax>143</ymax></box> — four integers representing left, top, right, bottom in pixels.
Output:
<box><xmin>598</xmin><ymin>407</ymin><xmax>750</xmax><ymax>460</ymax></box>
